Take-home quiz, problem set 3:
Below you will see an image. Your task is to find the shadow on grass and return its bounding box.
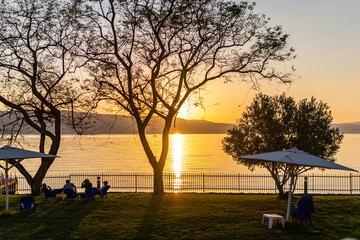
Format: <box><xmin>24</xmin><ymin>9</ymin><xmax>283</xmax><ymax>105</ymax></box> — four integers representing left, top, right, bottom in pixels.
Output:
<box><xmin>134</xmin><ymin>194</ymin><xmax>163</xmax><ymax>239</ymax></box>
<box><xmin>0</xmin><ymin>195</ymin><xmax>100</xmax><ymax>239</ymax></box>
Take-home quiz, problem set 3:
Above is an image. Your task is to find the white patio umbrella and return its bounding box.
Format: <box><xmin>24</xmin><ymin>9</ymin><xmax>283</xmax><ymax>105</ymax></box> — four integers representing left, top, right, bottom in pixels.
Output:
<box><xmin>238</xmin><ymin>148</ymin><xmax>358</xmax><ymax>221</ymax></box>
<box><xmin>0</xmin><ymin>145</ymin><xmax>58</xmax><ymax>215</ymax></box>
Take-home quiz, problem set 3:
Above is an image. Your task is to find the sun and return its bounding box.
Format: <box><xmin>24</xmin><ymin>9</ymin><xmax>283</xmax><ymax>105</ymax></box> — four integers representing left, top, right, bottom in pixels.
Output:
<box><xmin>176</xmin><ymin>104</ymin><xmax>190</xmax><ymax>119</ymax></box>
<box><xmin>177</xmin><ymin>100</ymin><xmax>201</xmax><ymax>120</ymax></box>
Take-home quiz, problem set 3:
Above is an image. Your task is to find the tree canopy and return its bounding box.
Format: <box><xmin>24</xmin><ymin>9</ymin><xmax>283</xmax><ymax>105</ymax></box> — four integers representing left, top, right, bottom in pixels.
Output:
<box><xmin>0</xmin><ymin>0</ymin><xmax>296</xmax><ymax>194</ymax></box>
<box><xmin>0</xmin><ymin>0</ymin><xmax>91</xmax><ymax>194</ymax></box>
<box><xmin>74</xmin><ymin>0</ymin><xmax>295</xmax><ymax>194</ymax></box>
<box><xmin>222</xmin><ymin>93</ymin><xmax>344</xmax><ymax>197</ymax></box>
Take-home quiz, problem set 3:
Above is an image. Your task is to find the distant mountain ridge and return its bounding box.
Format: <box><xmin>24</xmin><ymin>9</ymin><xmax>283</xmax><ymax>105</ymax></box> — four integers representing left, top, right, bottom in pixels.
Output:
<box><xmin>70</xmin><ymin>114</ymin><xmax>360</xmax><ymax>134</ymax></box>
<box><xmin>0</xmin><ymin>111</ymin><xmax>234</xmax><ymax>134</ymax></box>
<box><xmin>332</xmin><ymin>122</ymin><xmax>360</xmax><ymax>134</ymax></box>
<box><xmin>68</xmin><ymin>113</ymin><xmax>234</xmax><ymax>134</ymax></box>
<box><xmin>1</xmin><ymin>111</ymin><xmax>360</xmax><ymax>134</ymax></box>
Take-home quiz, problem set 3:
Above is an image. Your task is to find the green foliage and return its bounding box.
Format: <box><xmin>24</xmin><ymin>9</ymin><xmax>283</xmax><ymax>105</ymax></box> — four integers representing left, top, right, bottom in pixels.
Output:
<box><xmin>222</xmin><ymin>93</ymin><xmax>343</xmax><ymax>197</ymax></box>
<box><xmin>223</xmin><ymin>93</ymin><xmax>343</xmax><ymax>168</ymax></box>
<box><xmin>0</xmin><ymin>193</ymin><xmax>359</xmax><ymax>239</ymax></box>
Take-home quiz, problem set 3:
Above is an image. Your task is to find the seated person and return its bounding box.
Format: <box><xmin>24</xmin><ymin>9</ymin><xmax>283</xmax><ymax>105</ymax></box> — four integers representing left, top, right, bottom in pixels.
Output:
<box><xmin>63</xmin><ymin>179</ymin><xmax>77</xmax><ymax>200</ymax></box>
<box><xmin>41</xmin><ymin>183</ymin><xmax>54</xmax><ymax>195</ymax></box>
<box><xmin>99</xmin><ymin>181</ymin><xmax>110</xmax><ymax>195</ymax></box>
<box><xmin>80</xmin><ymin>179</ymin><xmax>93</xmax><ymax>199</ymax></box>
<box><xmin>42</xmin><ymin>183</ymin><xmax>63</xmax><ymax>195</ymax></box>
<box><xmin>81</xmin><ymin>179</ymin><xmax>92</xmax><ymax>191</ymax></box>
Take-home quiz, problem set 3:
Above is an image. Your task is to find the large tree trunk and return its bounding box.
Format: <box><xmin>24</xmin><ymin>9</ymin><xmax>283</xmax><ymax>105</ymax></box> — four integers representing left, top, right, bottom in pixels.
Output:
<box><xmin>137</xmin><ymin>126</ymin><xmax>166</xmax><ymax>194</ymax></box>
<box><xmin>153</xmin><ymin>117</ymin><xmax>172</xmax><ymax>194</ymax></box>
<box><xmin>277</xmin><ymin>184</ymin><xmax>287</xmax><ymax>200</ymax></box>
<box><xmin>267</xmin><ymin>164</ymin><xmax>290</xmax><ymax>200</ymax></box>
<box><xmin>31</xmin><ymin>178</ymin><xmax>43</xmax><ymax>195</ymax></box>
<box><xmin>153</xmin><ymin>163</ymin><xmax>164</xmax><ymax>194</ymax></box>
<box><xmin>150</xmin><ymin>125</ymin><xmax>170</xmax><ymax>194</ymax></box>
<box><xmin>31</xmin><ymin>155</ymin><xmax>57</xmax><ymax>195</ymax></box>
<box><xmin>13</xmin><ymin>155</ymin><xmax>57</xmax><ymax>195</ymax></box>
<box><xmin>137</xmin><ymin>116</ymin><xmax>173</xmax><ymax>195</ymax></box>
<box><xmin>270</xmin><ymin>171</ymin><xmax>287</xmax><ymax>200</ymax></box>
<box><xmin>10</xmin><ymin>118</ymin><xmax>60</xmax><ymax>195</ymax></box>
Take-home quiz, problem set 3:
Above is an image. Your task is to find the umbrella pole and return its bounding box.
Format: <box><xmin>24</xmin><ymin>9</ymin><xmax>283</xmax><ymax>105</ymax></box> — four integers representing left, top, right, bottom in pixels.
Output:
<box><xmin>286</xmin><ymin>175</ymin><xmax>294</xmax><ymax>221</ymax></box>
<box><xmin>5</xmin><ymin>159</ymin><xmax>9</xmax><ymax>215</ymax></box>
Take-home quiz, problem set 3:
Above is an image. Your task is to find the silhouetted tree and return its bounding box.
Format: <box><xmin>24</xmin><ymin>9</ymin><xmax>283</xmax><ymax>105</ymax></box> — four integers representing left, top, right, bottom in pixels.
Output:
<box><xmin>222</xmin><ymin>93</ymin><xmax>344</xmax><ymax>198</ymax></box>
<box><xmin>0</xmin><ymin>0</ymin><xmax>91</xmax><ymax>194</ymax></box>
<box><xmin>76</xmin><ymin>0</ymin><xmax>295</xmax><ymax>194</ymax></box>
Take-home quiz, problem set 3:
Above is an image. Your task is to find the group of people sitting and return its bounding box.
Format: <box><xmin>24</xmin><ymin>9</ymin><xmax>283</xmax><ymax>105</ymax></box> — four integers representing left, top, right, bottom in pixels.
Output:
<box><xmin>41</xmin><ymin>179</ymin><xmax>110</xmax><ymax>200</ymax></box>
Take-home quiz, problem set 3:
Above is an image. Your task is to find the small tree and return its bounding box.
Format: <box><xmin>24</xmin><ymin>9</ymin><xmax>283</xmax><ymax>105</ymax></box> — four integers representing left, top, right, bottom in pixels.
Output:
<box><xmin>75</xmin><ymin>0</ymin><xmax>295</xmax><ymax>194</ymax></box>
<box><xmin>222</xmin><ymin>93</ymin><xmax>343</xmax><ymax>198</ymax></box>
<box><xmin>0</xmin><ymin>0</ymin><xmax>90</xmax><ymax>194</ymax></box>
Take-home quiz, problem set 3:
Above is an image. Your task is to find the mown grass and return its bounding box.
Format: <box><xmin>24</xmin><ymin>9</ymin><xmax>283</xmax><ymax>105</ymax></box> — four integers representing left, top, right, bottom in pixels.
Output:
<box><xmin>0</xmin><ymin>193</ymin><xmax>359</xmax><ymax>239</ymax></box>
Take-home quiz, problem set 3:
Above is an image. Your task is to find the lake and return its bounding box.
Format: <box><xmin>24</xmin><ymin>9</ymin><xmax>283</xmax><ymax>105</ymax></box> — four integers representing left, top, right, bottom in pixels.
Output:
<box><xmin>3</xmin><ymin>134</ymin><xmax>360</xmax><ymax>176</ymax></box>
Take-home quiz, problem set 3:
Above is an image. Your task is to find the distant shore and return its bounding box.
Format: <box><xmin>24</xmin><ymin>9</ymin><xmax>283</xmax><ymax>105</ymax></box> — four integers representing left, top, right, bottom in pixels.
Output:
<box><xmin>1</xmin><ymin>111</ymin><xmax>360</xmax><ymax>134</ymax></box>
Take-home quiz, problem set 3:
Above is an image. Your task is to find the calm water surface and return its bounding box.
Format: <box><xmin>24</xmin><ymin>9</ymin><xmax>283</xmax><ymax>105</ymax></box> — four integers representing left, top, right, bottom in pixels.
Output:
<box><xmin>3</xmin><ymin>134</ymin><xmax>360</xmax><ymax>175</ymax></box>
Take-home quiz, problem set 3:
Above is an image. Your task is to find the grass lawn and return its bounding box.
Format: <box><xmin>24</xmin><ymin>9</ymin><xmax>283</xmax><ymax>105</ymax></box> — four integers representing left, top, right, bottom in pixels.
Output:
<box><xmin>0</xmin><ymin>193</ymin><xmax>359</xmax><ymax>239</ymax></box>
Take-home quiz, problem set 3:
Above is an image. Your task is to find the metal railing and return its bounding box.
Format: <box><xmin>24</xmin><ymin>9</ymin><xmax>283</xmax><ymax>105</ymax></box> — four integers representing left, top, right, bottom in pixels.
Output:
<box><xmin>11</xmin><ymin>172</ymin><xmax>360</xmax><ymax>195</ymax></box>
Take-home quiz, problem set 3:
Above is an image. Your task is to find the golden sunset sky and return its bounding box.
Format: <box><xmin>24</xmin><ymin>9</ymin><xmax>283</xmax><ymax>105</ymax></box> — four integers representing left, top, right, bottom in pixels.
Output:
<box><xmin>178</xmin><ymin>0</ymin><xmax>360</xmax><ymax>124</ymax></box>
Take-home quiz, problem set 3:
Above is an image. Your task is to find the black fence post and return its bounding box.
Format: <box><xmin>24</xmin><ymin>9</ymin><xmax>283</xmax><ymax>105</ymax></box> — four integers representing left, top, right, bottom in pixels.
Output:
<box><xmin>97</xmin><ymin>176</ymin><xmax>101</xmax><ymax>189</ymax></box>
<box><xmin>350</xmin><ymin>173</ymin><xmax>352</xmax><ymax>195</ymax></box>
<box><xmin>202</xmin><ymin>173</ymin><xmax>205</xmax><ymax>193</ymax></box>
<box><xmin>304</xmin><ymin>176</ymin><xmax>308</xmax><ymax>195</ymax></box>
<box><xmin>135</xmin><ymin>173</ymin><xmax>138</xmax><ymax>193</ymax></box>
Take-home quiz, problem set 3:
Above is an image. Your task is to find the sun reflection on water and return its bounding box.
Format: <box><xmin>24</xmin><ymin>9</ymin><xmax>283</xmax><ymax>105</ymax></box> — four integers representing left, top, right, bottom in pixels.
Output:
<box><xmin>172</xmin><ymin>134</ymin><xmax>183</xmax><ymax>192</ymax></box>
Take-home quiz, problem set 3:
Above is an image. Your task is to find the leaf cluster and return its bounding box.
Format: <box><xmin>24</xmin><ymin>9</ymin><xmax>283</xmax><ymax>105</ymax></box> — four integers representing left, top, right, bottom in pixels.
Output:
<box><xmin>222</xmin><ymin>93</ymin><xmax>344</xmax><ymax>170</ymax></box>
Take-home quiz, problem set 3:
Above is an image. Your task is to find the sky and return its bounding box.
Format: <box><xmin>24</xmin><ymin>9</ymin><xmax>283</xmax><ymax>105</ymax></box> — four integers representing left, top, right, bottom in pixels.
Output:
<box><xmin>178</xmin><ymin>0</ymin><xmax>360</xmax><ymax>124</ymax></box>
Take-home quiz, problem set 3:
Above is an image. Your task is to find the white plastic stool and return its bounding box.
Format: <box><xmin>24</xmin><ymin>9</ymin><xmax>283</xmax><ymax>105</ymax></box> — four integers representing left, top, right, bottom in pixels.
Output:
<box><xmin>262</xmin><ymin>214</ymin><xmax>285</xmax><ymax>229</ymax></box>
